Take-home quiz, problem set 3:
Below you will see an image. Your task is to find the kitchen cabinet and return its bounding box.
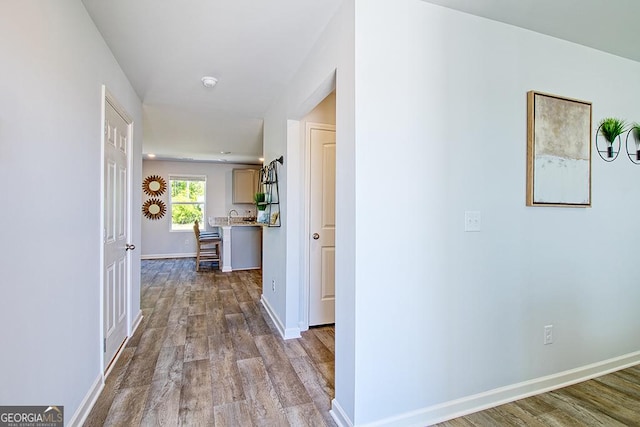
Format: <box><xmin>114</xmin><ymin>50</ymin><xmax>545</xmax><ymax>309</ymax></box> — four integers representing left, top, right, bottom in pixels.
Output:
<box><xmin>212</xmin><ymin>222</ymin><xmax>262</xmax><ymax>272</ymax></box>
<box><xmin>230</xmin><ymin>226</ymin><xmax>262</xmax><ymax>270</ymax></box>
<box><xmin>232</xmin><ymin>168</ymin><xmax>259</xmax><ymax>204</ymax></box>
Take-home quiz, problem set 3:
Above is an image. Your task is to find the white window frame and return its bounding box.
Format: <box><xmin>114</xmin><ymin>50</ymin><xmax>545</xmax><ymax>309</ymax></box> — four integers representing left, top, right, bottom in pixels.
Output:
<box><xmin>169</xmin><ymin>174</ymin><xmax>207</xmax><ymax>232</ymax></box>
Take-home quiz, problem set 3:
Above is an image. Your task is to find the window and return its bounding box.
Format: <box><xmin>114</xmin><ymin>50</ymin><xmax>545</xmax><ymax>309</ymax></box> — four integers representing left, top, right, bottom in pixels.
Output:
<box><xmin>169</xmin><ymin>175</ymin><xmax>206</xmax><ymax>231</ymax></box>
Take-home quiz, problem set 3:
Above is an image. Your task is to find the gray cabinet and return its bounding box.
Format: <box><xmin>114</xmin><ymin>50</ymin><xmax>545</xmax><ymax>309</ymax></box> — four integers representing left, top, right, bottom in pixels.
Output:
<box><xmin>232</xmin><ymin>168</ymin><xmax>259</xmax><ymax>204</ymax></box>
<box><xmin>230</xmin><ymin>226</ymin><xmax>262</xmax><ymax>270</ymax></box>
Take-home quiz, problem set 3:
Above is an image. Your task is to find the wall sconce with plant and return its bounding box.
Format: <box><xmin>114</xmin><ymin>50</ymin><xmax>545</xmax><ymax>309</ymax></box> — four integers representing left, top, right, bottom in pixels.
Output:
<box><xmin>596</xmin><ymin>117</ymin><xmax>626</xmax><ymax>161</ymax></box>
<box><xmin>625</xmin><ymin>123</ymin><xmax>640</xmax><ymax>164</ymax></box>
<box><xmin>254</xmin><ymin>192</ymin><xmax>268</xmax><ymax>223</ymax></box>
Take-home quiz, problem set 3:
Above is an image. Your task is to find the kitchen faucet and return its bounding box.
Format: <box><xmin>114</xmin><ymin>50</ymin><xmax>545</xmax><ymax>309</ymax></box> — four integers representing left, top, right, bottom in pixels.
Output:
<box><xmin>228</xmin><ymin>209</ymin><xmax>239</xmax><ymax>223</ymax></box>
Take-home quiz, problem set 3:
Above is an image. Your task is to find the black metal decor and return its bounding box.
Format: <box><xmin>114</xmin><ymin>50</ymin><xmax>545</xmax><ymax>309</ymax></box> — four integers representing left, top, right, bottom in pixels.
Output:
<box><xmin>625</xmin><ymin>128</ymin><xmax>640</xmax><ymax>165</ymax></box>
<box><xmin>595</xmin><ymin>123</ymin><xmax>621</xmax><ymax>162</ymax></box>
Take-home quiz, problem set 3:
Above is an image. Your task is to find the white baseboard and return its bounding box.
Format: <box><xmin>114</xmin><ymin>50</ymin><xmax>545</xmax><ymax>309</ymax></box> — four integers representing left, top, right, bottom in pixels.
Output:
<box><xmin>359</xmin><ymin>351</ymin><xmax>640</xmax><ymax>427</ymax></box>
<box><xmin>141</xmin><ymin>253</ymin><xmax>195</xmax><ymax>260</ymax></box>
<box><xmin>260</xmin><ymin>295</ymin><xmax>301</xmax><ymax>340</ymax></box>
<box><xmin>130</xmin><ymin>310</ymin><xmax>143</xmax><ymax>335</ymax></box>
<box><xmin>331</xmin><ymin>398</ymin><xmax>353</xmax><ymax>427</ymax></box>
<box><xmin>67</xmin><ymin>374</ymin><xmax>104</xmax><ymax>427</ymax></box>
<box><xmin>70</xmin><ymin>313</ymin><xmax>144</xmax><ymax>426</ymax></box>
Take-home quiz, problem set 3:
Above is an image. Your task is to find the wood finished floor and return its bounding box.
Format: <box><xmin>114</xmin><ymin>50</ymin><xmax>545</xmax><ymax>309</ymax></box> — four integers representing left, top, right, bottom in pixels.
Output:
<box><xmin>84</xmin><ymin>258</ymin><xmax>336</xmax><ymax>427</ymax></box>
<box><xmin>85</xmin><ymin>258</ymin><xmax>640</xmax><ymax>427</ymax></box>
<box><xmin>433</xmin><ymin>365</ymin><xmax>640</xmax><ymax>427</ymax></box>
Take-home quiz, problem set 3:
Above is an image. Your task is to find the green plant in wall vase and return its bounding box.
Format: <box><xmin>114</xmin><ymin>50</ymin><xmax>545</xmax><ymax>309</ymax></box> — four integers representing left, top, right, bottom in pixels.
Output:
<box><xmin>632</xmin><ymin>123</ymin><xmax>640</xmax><ymax>161</ymax></box>
<box><xmin>599</xmin><ymin>117</ymin><xmax>626</xmax><ymax>158</ymax></box>
<box><xmin>254</xmin><ymin>192</ymin><xmax>268</xmax><ymax>223</ymax></box>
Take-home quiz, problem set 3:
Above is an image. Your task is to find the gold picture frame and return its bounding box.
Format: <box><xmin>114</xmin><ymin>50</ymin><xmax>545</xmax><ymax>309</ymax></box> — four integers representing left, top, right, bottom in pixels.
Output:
<box><xmin>526</xmin><ymin>91</ymin><xmax>592</xmax><ymax>207</ymax></box>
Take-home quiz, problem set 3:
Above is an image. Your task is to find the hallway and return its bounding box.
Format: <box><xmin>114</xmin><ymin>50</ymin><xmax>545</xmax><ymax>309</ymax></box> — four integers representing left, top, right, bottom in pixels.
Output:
<box><xmin>85</xmin><ymin>258</ymin><xmax>336</xmax><ymax>426</ymax></box>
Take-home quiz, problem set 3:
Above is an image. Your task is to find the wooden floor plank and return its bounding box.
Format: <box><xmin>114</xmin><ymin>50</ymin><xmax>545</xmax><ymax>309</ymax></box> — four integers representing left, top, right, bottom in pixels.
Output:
<box><xmin>254</xmin><ymin>334</ymin><xmax>312</xmax><ymax>408</ymax></box>
<box><xmin>237</xmin><ymin>357</ymin><xmax>289</xmax><ymax>426</ymax></box>
<box><xmin>299</xmin><ymin>329</ymin><xmax>333</xmax><ymax>364</ymax></box>
<box><xmin>102</xmin><ymin>385</ymin><xmax>150</xmax><ymax>427</ymax></box>
<box><xmin>139</xmin><ymin>378</ymin><xmax>181</xmax><ymax>426</ymax></box>
<box><xmin>179</xmin><ymin>359</ymin><xmax>215</xmax><ymax>426</ymax></box>
<box><xmin>214</xmin><ymin>401</ymin><xmax>255</xmax><ymax>427</ymax></box>
<box><xmin>285</xmin><ymin>402</ymin><xmax>329</xmax><ymax>427</ymax></box>
<box><xmin>225</xmin><ymin>312</ymin><xmax>261</xmax><ymax>360</ymax></box>
<box><xmin>83</xmin><ymin>347</ymin><xmax>135</xmax><ymax>427</ymax></box>
<box><xmin>209</xmin><ymin>333</ymin><xmax>246</xmax><ymax>405</ymax></box>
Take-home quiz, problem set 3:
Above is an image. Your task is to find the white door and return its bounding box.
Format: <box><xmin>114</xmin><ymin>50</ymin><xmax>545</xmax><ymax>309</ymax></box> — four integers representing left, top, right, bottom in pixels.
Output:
<box><xmin>309</xmin><ymin>125</ymin><xmax>336</xmax><ymax>326</ymax></box>
<box><xmin>103</xmin><ymin>98</ymin><xmax>131</xmax><ymax>370</ymax></box>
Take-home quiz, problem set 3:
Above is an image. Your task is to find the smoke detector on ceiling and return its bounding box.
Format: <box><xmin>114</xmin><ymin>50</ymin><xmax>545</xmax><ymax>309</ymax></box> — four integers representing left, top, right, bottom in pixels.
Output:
<box><xmin>201</xmin><ymin>76</ymin><xmax>218</xmax><ymax>88</ymax></box>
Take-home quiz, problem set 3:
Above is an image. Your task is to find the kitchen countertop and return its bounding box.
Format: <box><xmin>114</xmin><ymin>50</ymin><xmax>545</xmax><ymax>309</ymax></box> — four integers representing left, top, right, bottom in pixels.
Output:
<box><xmin>209</xmin><ymin>217</ymin><xmax>263</xmax><ymax>227</ymax></box>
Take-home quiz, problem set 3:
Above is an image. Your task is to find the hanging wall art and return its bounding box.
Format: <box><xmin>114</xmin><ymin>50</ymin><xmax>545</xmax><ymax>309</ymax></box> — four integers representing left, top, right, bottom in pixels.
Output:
<box><xmin>142</xmin><ymin>198</ymin><xmax>166</xmax><ymax>220</ymax></box>
<box><xmin>142</xmin><ymin>174</ymin><xmax>167</xmax><ymax>196</ymax></box>
<box><xmin>526</xmin><ymin>91</ymin><xmax>592</xmax><ymax>207</ymax></box>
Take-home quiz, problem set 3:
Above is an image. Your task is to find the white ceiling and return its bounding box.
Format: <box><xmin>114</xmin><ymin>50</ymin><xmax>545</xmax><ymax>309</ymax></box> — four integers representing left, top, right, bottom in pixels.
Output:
<box><xmin>83</xmin><ymin>0</ymin><xmax>640</xmax><ymax>164</ymax></box>
<box><xmin>82</xmin><ymin>0</ymin><xmax>344</xmax><ymax>164</ymax></box>
<box><xmin>422</xmin><ymin>0</ymin><xmax>640</xmax><ymax>63</ymax></box>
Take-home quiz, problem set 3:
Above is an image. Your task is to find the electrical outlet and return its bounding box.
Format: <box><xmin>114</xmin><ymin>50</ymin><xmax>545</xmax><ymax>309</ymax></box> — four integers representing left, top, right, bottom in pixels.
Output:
<box><xmin>464</xmin><ymin>211</ymin><xmax>481</xmax><ymax>232</ymax></box>
<box><xmin>544</xmin><ymin>325</ymin><xmax>553</xmax><ymax>345</ymax></box>
<box><xmin>271</xmin><ymin>279</ymin><xmax>276</xmax><ymax>292</ymax></box>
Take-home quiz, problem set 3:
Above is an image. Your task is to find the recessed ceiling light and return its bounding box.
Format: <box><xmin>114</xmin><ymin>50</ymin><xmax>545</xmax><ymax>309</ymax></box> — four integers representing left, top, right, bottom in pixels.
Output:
<box><xmin>147</xmin><ymin>154</ymin><xmax>156</xmax><ymax>158</ymax></box>
<box><xmin>259</xmin><ymin>157</ymin><xmax>264</xmax><ymax>162</ymax></box>
<box><xmin>201</xmin><ymin>76</ymin><xmax>218</xmax><ymax>88</ymax></box>
<box><xmin>220</xmin><ymin>151</ymin><xmax>231</xmax><ymax>154</ymax></box>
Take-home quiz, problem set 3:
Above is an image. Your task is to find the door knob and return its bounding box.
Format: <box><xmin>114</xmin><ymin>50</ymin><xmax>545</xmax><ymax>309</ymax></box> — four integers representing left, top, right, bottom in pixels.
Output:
<box><xmin>312</xmin><ymin>233</ymin><xmax>320</xmax><ymax>240</ymax></box>
<box><xmin>125</xmin><ymin>243</ymin><xmax>136</xmax><ymax>251</ymax></box>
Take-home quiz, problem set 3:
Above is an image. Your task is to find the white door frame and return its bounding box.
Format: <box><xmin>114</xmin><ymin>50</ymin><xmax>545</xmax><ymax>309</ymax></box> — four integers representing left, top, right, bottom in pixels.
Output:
<box><xmin>99</xmin><ymin>85</ymin><xmax>134</xmax><ymax>375</ymax></box>
<box><xmin>302</xmin><ymin>122</ymin><xmax>336</xmax><ymax>329</ymax></box>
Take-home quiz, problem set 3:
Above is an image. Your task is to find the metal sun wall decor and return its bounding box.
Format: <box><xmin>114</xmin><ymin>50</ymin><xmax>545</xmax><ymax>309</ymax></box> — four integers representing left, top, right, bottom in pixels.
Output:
<box><xmin>142</xmin><ymin>175</ymin><xmax>167</xmax><ymax>220</ymax></box>
<box><xmin>143</xmin><ymin>175</ymin><xmax>167</xmax><ymax>196</ymax></box>
<box><xmin>142</xmin><ymin>198</ymin><xmax>166</xmax><ymax>220</ymax></box>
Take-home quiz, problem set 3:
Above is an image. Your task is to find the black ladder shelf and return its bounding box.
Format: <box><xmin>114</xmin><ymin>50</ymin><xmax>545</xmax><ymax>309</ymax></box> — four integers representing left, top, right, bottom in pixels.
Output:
<box><xmin>258</xmin><ymin>156</ymin><xmax>283</xmax><ymax>227</ymax></box>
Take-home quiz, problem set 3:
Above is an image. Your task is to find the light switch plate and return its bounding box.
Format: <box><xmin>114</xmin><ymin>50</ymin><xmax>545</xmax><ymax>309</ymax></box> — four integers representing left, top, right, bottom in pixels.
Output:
<box><xmin>464</xmin><ymin>211</ymin><xmax>481</xmax><ymax>232</ymax></box>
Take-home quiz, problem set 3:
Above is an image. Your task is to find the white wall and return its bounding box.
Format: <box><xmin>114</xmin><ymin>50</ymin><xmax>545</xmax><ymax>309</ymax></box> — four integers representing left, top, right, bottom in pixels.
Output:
<box><xmin>261</xmin><ymin>0</ymin><xmax>356</xmax><ymax>419</ymax></box>
<box><xmin>141</xmin><ymin>160</ymin><xmax>260</xmax><ymax>258</ymax></box>
<box><xmin>350</xmin><ymin>0</ymin><xmax>640</xmax><ymax>425</ymax></box>
<box><xmin>304</xmin><ymin>91</ymin><xmax>337</xmax><ymax>126</ymax></box>
<box><xmin>0</xmin><ymin>0</ymin><xmax>142</xmax><ymax>422</ymax></box>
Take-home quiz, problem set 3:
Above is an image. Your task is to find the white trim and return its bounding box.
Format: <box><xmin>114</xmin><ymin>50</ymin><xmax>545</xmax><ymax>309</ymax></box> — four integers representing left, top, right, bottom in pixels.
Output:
<box><xmin>167</xmin><ymin>174</ymin><xmax>207</xmax><ymax>232</ymax></box>
<box><xmin>357</xmin><ymin>351</ymin><xmax>640</xmax><ymax>427</ymax></box>
<box><xmin>69</xmin><ymin>314</ymin><xmax>144</xmax><ymax>426</ymax></box>
<box><xmin>141</xmin><ymin>253</ymin><xmax>196</xmax><ymax>260</ymax></box>
<box><xmin>330</xmin><ymin>398</ymin><xmax>353</xmax><ymax>427</ymax></box>
<box><xmin>130</xmin><ymin>310</ymin><xmax>143</xmax><ymax>336</ymax></box>
<box><xmin>99</xmin><ymin>85</ymin><xmax>106</xmax><ymax>377</ymax></box>
<box><xmin>67</xmin><ymin>374</ymin><xmax>104</xmax><ymax>427</ymax></box>
<box><xmin>221</xmin><ymin>225</ymin><xmax>233</xmax><ymax>272</ymax></box>
<box><xmin>261</xmin><ymin>295</ymin><xmax>301</xmax><ymax>340</ymax></box>
<box><xmin>105</xmin><ymin>312</ymin><xmax>143</xmax><ymax>378</ymax></box>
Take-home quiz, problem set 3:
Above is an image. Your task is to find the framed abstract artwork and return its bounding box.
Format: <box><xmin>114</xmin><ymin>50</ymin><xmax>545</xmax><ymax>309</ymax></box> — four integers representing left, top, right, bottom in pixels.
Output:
<box><xmin>526</xmin><ymin>91</ymin><xmax>592</xmax><ymax>207</ymax></box>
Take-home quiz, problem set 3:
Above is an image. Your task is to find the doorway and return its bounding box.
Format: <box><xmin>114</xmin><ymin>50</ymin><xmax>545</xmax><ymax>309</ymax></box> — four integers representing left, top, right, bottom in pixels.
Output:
<box><xmin>308</xmin><ymin>123</ymin><xmax>336</xmax><ymax>325</ymax></box>
<box><xmin>101</xmin><ymin>88</ymin><xmax>134</xmax><ymax>372</ymax></box>
<box><xmin>301</xmin><ymin>90</ymin><xmax>336</xmax><ymax>327</ymax></box>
